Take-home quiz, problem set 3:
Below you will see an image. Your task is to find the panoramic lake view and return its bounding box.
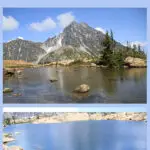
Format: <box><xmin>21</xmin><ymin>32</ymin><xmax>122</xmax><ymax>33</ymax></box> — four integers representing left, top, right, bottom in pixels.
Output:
<box><xmin>4</xmin><ymin>120</ymin><xmax>146</xmax><ymax>150</ymax></box>
<box><xmin>3</xmin><ymin>67</ymin><xmax>146</xmax><ymax>103</ymax></box>
<box><xmin>3</xmin><ymin>8</ymin><xmax>147</xmax><ymax>103</ymax></box>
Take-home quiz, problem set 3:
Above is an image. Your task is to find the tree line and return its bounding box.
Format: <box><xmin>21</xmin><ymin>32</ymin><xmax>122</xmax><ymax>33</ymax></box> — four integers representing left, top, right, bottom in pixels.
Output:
<box><xmin>100</xmin><ymin>30</ymin><xmax>146</xmax><ymax>68</ymax></box>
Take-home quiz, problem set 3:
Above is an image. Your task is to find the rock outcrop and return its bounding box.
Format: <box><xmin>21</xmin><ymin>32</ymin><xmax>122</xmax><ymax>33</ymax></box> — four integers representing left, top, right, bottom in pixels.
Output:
<box><xmin>32</xmin><ymin>112</ymin><xmax>146</xmax><ymax>124</ymax></box>
<box><xmin>3</xmin><ymin>144</ymin><xmax>23</xmax><ymax>150</ymax></box>
<box><xmin>125</xmin><ymin>56</ymin><xmax>146</xmax><ymax>68</ymax></box>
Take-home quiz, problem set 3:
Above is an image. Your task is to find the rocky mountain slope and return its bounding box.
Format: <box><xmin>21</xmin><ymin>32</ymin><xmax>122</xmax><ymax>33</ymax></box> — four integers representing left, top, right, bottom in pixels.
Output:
<box><xmin>3</xmin><ymin>38</ymin><xmax>46</xmax><ymax>63</ymax></box>
<box><xmin>4</xmin><ymin>21</ymin><xmax>123</xmax><ymax>64</ymax></box>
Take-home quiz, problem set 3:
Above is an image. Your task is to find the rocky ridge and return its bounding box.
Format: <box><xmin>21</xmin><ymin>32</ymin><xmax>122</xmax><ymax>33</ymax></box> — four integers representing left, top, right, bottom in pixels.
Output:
<box><xmin>4</xmin><ymin>21</ymin><xmax>124</xmax><ymax>64</ymax></box>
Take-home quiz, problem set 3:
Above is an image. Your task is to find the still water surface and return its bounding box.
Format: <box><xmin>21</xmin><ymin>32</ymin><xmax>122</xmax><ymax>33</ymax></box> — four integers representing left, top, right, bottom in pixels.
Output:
<box><xmin>4</xmin><ymin>120</ymin><xmax>146</xmax><ymax>150</ymax></box>
<box><xmin>3</xmin><ymin>67</ymin><xmax>146</xmax><ymax>103</ymax></box>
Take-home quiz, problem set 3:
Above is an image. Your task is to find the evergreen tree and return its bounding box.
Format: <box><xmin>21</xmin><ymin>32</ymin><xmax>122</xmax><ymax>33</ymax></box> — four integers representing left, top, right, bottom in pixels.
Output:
<box><xmin>101</xmin><ymin>30</ymin><xmax>146</xmax><ymax>68</ymax></box>
<box><xmin>101</xmin><ymin>31</ymin><xmax>113</xmax><ymax>67</ymax></box>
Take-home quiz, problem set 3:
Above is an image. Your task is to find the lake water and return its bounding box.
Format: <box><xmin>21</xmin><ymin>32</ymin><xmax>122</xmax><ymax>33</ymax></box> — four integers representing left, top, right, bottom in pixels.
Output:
<box><xmin>4</xmin><ymin>120</ymin><xmax>146</xmax><ymax>150</ymax></box>
<box><xmin>3</xmin><ymin>66</ymin><xmax>146</xmax><ymax>103</ymax></box>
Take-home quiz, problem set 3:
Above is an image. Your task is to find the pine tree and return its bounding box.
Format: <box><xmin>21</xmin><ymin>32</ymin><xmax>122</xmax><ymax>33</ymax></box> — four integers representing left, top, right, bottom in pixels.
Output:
<box><xmin>101</xmin><ymin>31</ymin><xmax>113</xmax><ymax>67</ymax></box>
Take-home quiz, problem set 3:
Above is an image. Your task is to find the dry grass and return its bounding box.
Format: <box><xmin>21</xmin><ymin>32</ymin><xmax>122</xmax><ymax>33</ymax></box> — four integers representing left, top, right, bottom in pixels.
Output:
<box><xmin>4</xmin><ymin>60</ymin><xmax>33</xmax><ymax>68</ymax></box>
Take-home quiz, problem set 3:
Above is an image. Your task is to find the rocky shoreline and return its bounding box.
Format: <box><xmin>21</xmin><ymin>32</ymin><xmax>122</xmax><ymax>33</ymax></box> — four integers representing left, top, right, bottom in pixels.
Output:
<box><xmin>3</xmin><ymin>113</ymin><xmax>146</xmax><ymax>126</ymax></box>
<box><xmin>3</xmin><ymin>133</ymin><xmax>23</xmax><ymax>150</ymax></box>
<box><xmin>32</xmin><ymin>112</ymin><xmax>146</xmax><ymax>124</ymax></box>
<box><xmin>4</xmin><ymin>56</ymin><xmax>147</xmax><ymax>69</ymax></box>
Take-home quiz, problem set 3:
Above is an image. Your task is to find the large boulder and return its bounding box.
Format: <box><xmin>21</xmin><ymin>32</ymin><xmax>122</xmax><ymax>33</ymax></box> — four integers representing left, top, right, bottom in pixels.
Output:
<box><xmin>3</xmin><ymin>88</ymin><xmax>13</xmax><ymax>93</ymax></box>
<box><xmin>74</xmin><ymin>84</ymin><xmax>90</xmax><ymax>93</ymax></box>
<box><xmin>125</xmin><ymin>57</ymin><xmax>146</xmax><ymax>68</ymax></box>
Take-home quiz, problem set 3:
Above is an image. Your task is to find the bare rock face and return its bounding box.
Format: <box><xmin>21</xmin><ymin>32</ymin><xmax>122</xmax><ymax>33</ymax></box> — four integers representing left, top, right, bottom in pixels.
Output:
<box><xmin>3</xmin><ymin>38</ymin><xmax>46</xmax><ymax>62</ymax></box>
<box><xmin>125</xmin><ymin>56</ymin><xmax>146</xmax><ymax>68</ymax></box>
<box><xmin>74</xmin><ymin>84</ymin><xmax>90</xmax><ymax>93</ymax></box>
<box><xmin>4</xmin><ymin>21</ymin><xmax>124</xmax><ymax>64</ymax></box>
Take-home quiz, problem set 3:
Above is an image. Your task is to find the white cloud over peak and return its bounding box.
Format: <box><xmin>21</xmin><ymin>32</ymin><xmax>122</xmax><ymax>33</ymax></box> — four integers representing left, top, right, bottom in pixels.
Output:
<box><xmin>3</xmin><ymin>16</ymin><xmax>19</xmax><ymax>31</ymax></box>
<box><xmin>29</xmin><ymin>17</ymin><xmax>56</xmax><ymax>32</ymax></box>
<box><xmin>57</xmin><ymin>12</ymin><xmax>75</xmax><ymax>28</ymax></box>
<box><xmin>95</xmin><ymin>27</ymin><xmax>106</xmax><ymax>34</ymax></box>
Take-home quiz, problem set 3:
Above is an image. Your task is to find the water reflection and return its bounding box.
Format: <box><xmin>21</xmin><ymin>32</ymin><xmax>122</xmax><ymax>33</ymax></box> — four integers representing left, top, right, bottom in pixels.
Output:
<box><xmin>4</xmin><ymin>121</ymin><xmax>146</xmax><ymax>150</ymax></box>
<box><xmin>3</xmin><ymin>67</ymin><xmax>146</xmax><ymax>103</ymax></box>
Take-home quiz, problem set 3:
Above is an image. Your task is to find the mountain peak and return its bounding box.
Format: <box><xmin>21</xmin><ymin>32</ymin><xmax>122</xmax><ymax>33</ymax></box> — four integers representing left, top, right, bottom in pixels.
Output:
<box><xmin>65</xmin><ymin>21</ymin><xmax>89</xmax><ymax>29</ymax></box>
<box><xmin>80</xmin><ymin>22</ymin><xmax>89</xmax><ymax>28</ymax></box>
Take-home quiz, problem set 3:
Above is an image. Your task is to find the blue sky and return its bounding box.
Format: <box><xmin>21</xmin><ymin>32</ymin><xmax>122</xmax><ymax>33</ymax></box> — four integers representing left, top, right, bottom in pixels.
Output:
<box><xmin>3</xmin><ymin>8</ymin><xmax>147</xmax><ymax>49</ymax></box>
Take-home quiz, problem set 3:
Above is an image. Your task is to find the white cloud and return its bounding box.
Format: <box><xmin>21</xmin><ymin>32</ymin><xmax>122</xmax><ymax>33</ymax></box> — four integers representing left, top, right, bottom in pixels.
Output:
<box><xmin>29</xmin><ymin>17</ymin><xmax>56</xmax><ymax>32</ymax></box>
<box><xmin>130</xmin><ymin>41</ymin><xmax>147</xmax><ymax>47</ymax></box>
<box><xmin>3</xmin><ymin>16</ymin><xmax>19</xmax><ymax>31</ymax></box>
<box><xmin>57</xmin><ymin>12</ymin><xmax>75</xmax><ymax>28</ymax></box>
<box><xmin>123</xmin><ymin>41</ymin><xmax>147</xmax><ymax>48</ymax></box>
<box><xmin>95</xmin><ymin>27</ymin><xmax>106</xmax><ymax>34</ymax></box>
<box><xmin>17</xmin><ymin>36</ymin><xmax>24</xmax><ymax>40</ymax></box>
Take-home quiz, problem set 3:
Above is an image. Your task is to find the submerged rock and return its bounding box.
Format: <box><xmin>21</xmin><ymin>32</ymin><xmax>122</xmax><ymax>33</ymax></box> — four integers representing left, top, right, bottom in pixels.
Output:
<box><xmin>3</xmin><ymin>88</ymin><xmax>13</xmax><ymax>93</ymax></box>
<box><xmin>13</xmin><ymin>93</ymin><xmax>22</xmax><ymax>97</ymax></box>
<box><xmin>16</xmin><ymin>70</ymin><xmax>22</xmax><ymax>75</ymax></box>
<box><xmin>4</xmin><ymin>68</ymin><xmax>15</xmax><ymax>76</ymax></box>
<box><xmin>74</xmin><ymin>84</ymin><xmax>90</xmax><ymax>93</ymax></box>
<box><xmin>124</xmin><ymin>57</ymin><xmax>146</xmax><ymax>68</ymax></box>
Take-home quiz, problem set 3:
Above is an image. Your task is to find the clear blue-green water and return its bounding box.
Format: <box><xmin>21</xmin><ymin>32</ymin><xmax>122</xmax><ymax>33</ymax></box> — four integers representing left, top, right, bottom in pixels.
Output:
<box><xmin>4</xmin><ymin>120</ymin><xmax>146</xmax><ymax>150</ymax></box>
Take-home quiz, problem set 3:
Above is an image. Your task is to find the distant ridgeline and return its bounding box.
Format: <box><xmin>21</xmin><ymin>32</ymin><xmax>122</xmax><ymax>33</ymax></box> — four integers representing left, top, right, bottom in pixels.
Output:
<box><xmin>3</xmin><ymin>21</ymin><xmax>146</xmax><ymax>67</ymax></box>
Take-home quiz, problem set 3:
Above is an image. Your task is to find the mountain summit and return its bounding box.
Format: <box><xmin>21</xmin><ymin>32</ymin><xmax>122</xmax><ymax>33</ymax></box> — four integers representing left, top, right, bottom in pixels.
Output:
<box><xmin>3</xmin><ymin>21</ymin><xmax>121</xmax><ymax>64</ymax></box>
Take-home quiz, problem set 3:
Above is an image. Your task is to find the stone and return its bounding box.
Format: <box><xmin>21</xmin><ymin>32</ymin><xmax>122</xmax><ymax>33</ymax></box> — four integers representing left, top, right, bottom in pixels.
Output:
<box><xmin>16</xmin><ymin>70</ymin><xmax>22</xmax><ymax>75</ymax></box>
<box><xmin>74</xmin><ymin>84</ymin><xmax>90</xmax><ymax>93</ymax></box>
<box><xmin>9</xmin><ymin>146</ymin><xmax>23</xmax><ymax>150</ymax></box>
<box><xmin>123</xmin><ymin>65</ymin><xmax>128</xmax><ymax>68</ymax></box>
<box><xmin>3</xmin><ymin>88</ymin><xmax>13</xmax><ymax>93</ymax></box>
<box><xmin>49</xmin><ymin>77</ymin><xmax>58</xmax><ymax>82</ymax></box>
<box><xmin>58</xmin><ymin>60</ymin><xmax>74</xmax><ymax>66</ymax></box>
<box><xmin>4</xmin><ymin>68</ymin><xmax>15</xmax><ymax>76</ymax></box>
<box><xmin>13</xmin><ymin>93</ymin><xmax>22</xmax><ymax>97</ymax></box>
<box><xmin>90</xmin><ymin>63</ymin><xmax>97</xmax><ymax>67</ymax></box>
<box><xmin>3</xmin><ymin>136</ymin><xmax>15</xmax><ymax>143</ymax></box>
<box><xmin>100</xmin><ymin>65</ymin><xmax>108</xmax><ymax>68</ymax></box>
<box><xmin>124</xmin><ymin>56</ymin><xmax>146</xmax><ymax>68</ymax></box>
